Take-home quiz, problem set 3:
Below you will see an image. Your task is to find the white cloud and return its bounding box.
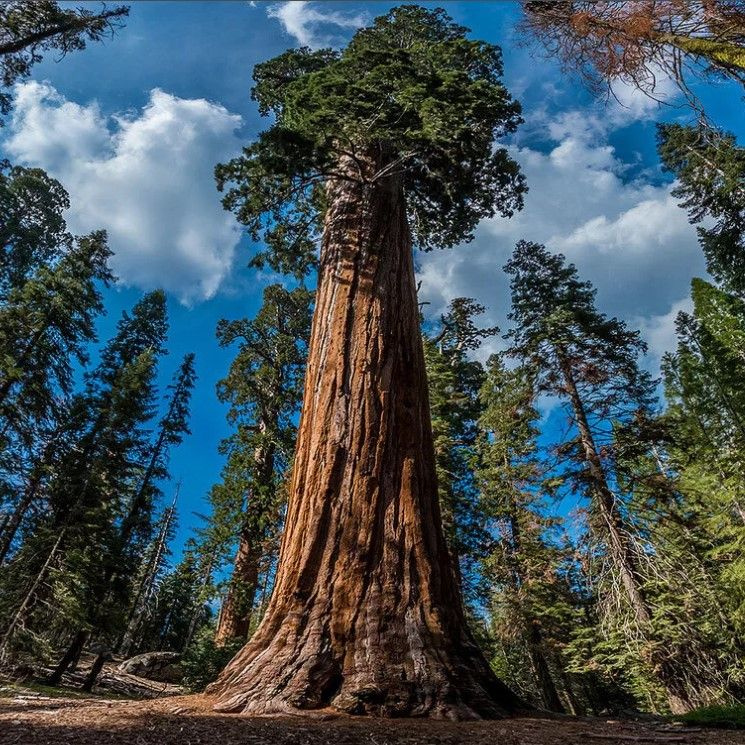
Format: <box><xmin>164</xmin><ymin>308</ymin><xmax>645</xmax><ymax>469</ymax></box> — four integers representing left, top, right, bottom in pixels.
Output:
<box><xmin>417</xmin><ymin>113</ymin><xmax>704</xmax><ymax>362</ymax></box>
<box><xmin>5</xmin><ymin>81</ymin><xmax>243</xmax><ymax>303</ymax></box>
<box><xmin>634</xmin><ymin>296</ymin><xmax>692</xmax><ymax>367</ymax></box>
<box><xmin>266</xmin><ymin>1</ymin><xmax>367</xmax><ymax>48</ymax></box>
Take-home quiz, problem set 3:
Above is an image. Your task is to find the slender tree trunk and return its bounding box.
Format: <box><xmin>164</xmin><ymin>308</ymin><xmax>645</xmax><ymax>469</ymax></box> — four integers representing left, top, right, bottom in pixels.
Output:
<box><xmin>0</xmin><ymin>529</ymin><xmax>64</xmax><ymax>661</ymax></box>
<box><xmin>0</xmin><ymin>489</ymin><xmax>32</xmax><ymax>563</ymax></box>
<box><xmin>558</xmin><ymin>355</ymin><xmax>650</xmax><ymax>626</ymax></box>
<box><xmin>214</xmin><ymin>524</ymin><xmax>260</xmax><ymax>646</ymax></box>
<box><xmin>209</xmin><ymin>148</ymin><xmax>524</xmax><ymax>719</ymax></box>
<box><xmin>215</xmin><ymin>439</ymin><xmax>275</xmax><ymax>646</ymax></box>
<box><xmin>505</xmin><ymin>496</ymin><xmax>564</xmax><ymax>714</ymax></box>
<box><xmin>118</xmin><ymin>502</ymin><xmax>176</xmax><ymax>656</ymax></box>
<box><xmin>47</xmin><ymin>629</ymin><xmax>88</xmax><ymax>686</ymax></box>
<box><xmin>0</xmin><ymin>431</ymin><xmax>63</xmax><ymax>563</ymax></box>
<box><xmin>558</xmin><ymin>355</ymin><xmax>692</xmax><ymax>715</ymax></box>
<box><xmin>81</xmin><ymin>651</ymin><xmax>109</xmax><ymax>692</ymax></box>
<box><xmin>525</xmin><ymin>621</ymin><xmax>564</xmax><ymax>713</ymax></box>
<box><xmin>183</xmin><ymin>552</ymin><xmax>215</xmax><ymax>651</ymax></box>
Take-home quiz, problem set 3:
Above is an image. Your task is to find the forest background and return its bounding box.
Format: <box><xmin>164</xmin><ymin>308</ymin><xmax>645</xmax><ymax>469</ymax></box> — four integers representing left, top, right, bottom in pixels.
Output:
<box><xmin>1</xmin><ymin>0</ymin><xmax>744</xmax><ymax>718</ymax></box>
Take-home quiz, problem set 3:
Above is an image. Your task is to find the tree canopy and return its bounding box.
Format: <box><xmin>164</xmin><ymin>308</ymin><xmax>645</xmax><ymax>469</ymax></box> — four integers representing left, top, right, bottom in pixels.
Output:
<box><xmin>216</xmin><ymin>5</ymin><xmax>525</xmax><ymax>276</ymax></box>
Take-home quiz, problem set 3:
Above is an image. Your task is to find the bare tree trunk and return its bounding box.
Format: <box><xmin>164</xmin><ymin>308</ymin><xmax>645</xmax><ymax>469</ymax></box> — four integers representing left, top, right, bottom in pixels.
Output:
<box><xmin>0</xmin><ymin>428</ymin><xmax>61</xmax><ymax>564</ymax></box>
<box><xmin>0</xmin><ymin>489</ymin><xmax>32</xmax><ymax>564</ymax></box>
<box><xmin>209</xmin><ymin>148</ymin><xmax>524</xmax><ymax>719</ymax></box>
<box><xmin>48</xmin><ymin>629</ymin><xmax>88</xmax><ymax>686</ymax></box>
<box><xmin>183</xmin><ymin>552</ymin><xmax>215</xmax><ymax>652</ymax></box>
<box><xmin>81</xmin><ymin>650</ymin><xmax>110</xmax><ymax>692</ymax></box>
<box><xmin>214</xmin><ymin>525</ymin><xmax>260</xmax><ymax>646</ymax></box>
<box><xmin>118</xmin><ymin>501</ymin><xmax>176</xmax><ymax>657</ymax></box>
<box><xmin>558</xmin><ymin>355</ymin><xmax>692</xmax><ymax>715</ymax></box>
<box><xmin>525</xmin><ymin>621</ymin><xmax>564</xmax><ymax>713</ymax></box>
<box><xmin>215</xmin><ymin>437</ymin><xmax>275</xmax><ymax>647</ymax></box>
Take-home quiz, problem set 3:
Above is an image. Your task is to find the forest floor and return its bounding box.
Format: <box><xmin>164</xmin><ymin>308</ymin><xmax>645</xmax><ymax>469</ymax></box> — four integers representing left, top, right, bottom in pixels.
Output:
<box><xmin>1</xmin><ymin>692</ymin><xmax>744</xmax><ymax>745</ymax></box>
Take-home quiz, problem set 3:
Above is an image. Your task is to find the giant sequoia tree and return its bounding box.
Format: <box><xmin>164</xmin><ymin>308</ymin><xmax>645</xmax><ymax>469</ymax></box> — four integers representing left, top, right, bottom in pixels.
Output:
<box><xmin>209</xmin><ymin>6</ymin><xmax>526</xmax><ymax>718</ymax></box>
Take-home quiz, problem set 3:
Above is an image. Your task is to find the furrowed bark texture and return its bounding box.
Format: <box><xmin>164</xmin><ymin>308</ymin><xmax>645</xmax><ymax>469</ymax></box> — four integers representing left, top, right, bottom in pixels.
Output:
<box><xmin>210</xmin><ymin>149</ymin><xmax>523</xmax><ymax>719</ymax></box>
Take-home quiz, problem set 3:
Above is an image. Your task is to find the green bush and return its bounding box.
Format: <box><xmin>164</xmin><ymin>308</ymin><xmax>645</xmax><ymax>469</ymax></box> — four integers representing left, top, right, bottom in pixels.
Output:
<box><xmin>180</xmin><ymin>629</ymin><xmax>244</xmax><ymax>692</ymax></box>
<box><xmin>678</xmin><ymin>704</ymin><xmax>745</xmax><ymax>729</ymax></box>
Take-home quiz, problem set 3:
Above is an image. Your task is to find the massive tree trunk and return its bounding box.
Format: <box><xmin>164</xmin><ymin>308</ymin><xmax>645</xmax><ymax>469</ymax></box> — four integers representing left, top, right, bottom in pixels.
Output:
<box><xmin>209</xmin><ymin>147</ymin><xmax>524</xmax><ymax>719</ymax></box>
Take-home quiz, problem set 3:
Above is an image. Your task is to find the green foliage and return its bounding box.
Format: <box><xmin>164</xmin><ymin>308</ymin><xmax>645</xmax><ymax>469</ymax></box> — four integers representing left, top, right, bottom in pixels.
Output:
<box><xmin>180</xmin><ymin>628</ymin><xmax>243</xmax><ymax>692</ymax></box>
<box><xmin>216</xmin><ymin>5</ymin><xmax>524</xmax><ymax>275</ymax></box>
<box><xmin>678</xmin><ymin>704</ymin><xmax>745</xmax><ymax>729</ymax></box>
<box><xmin>205</xmin><ymin>283</ymin><xmax>312</xmax><ymax>635</ymax></box>
<box><xmin>0</xmin><ymin>2</ymin><xmax>128</xmax><ymax>118</ymax></box>
<box><xmin>658</xmin><ymin>123</ymin><xmax>745</xmax><ymax>296</ymax></box>
<box><xmin>424</xmin><ymin>298</ymin><xmax>495</xmax><ymax>592</ymax></box>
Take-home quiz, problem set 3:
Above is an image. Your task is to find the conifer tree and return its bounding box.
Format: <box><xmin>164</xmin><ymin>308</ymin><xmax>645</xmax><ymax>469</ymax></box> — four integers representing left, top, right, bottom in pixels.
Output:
<box><xmin>27</xmin><ymin>291</ymin><xmax>168</xmax><ymax>683</ymax></box>
<box><xmin>423</xmin><ymin>298</ymin><xmax>495</xmax><ymax>594</ymax></box>
<box><xmin>661</xmin><ymin>279</ymin><xmax>745</xmax><ymax>651</ymax></box>
<box><xmin>0</xmin><ymin>232</ymin><xmax>113</xmax><ymax>561</ymax></box>
<box><xmin>504</xmin><ymin>240</ymin><xmax>694</xmax><ymax>712</ymax></box>
<box><xmin>0</xmin><ymin>1</ymin><xmax>128</xmax><ymax>117</ymax></box>
<box><xmin>658</xmin><ymin>123</ymin><xmax>745</xmax><ymax>297</ymax></box>
<box><xmin>210</xmin><ymin>284</ymin><xmax>311</xmax><ymax>646</ymax></box>
<box><xmin>210</xmin><ymin>6</ymin><xmax>526</xmax><ymax>717</ymax></box>
<box><xmin>475</xmin><ymin>354</ymin><xmax>571</xmax><ymax>713</ymax></box>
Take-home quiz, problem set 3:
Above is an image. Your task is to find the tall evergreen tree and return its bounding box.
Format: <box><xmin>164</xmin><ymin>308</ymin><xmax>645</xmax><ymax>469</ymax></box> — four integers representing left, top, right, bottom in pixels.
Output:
<box><xmin>423</xmin><ymin>298</ymin><xmax>495</xmax><ymax>595</ymax></box>
<box><xmin>475</xmin><ymin>354</ymin><xmax>572</xmax><ymax>713</ymax></box>
<box><xmin>503</xmin><ymin>240</ymin><xmax>695</xmax><ymax>713</ymax></box>
<box><xmin>0</xmin><ymin>231</ymin><xmax>113</xmax><ymax>561</ymax></box>
<box><xmin>210</xmin><ymin>6</ymin><xmax>526</xmax><ymax>717</ymax></box>
<box><xmin>20</xmin><ymin>291</ymin><xmax>168</xmax><ymax>682</ymax></box>
<box><xmin>658</xmin><ymin>123</ymin><xmax>745</xmax><ymax>297</ymax></box>
<box><xmin>210</xmin><ymin>284</ymin><xmax>311</xmax><ymax>646</ymax></box>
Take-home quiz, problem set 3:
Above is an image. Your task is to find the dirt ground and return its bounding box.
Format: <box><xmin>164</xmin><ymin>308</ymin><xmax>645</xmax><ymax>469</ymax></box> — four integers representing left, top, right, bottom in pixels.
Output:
<box><xmin>0</xmin><ymin>693</ymin><xmax>743</xmax><ymax>745</ymax></box>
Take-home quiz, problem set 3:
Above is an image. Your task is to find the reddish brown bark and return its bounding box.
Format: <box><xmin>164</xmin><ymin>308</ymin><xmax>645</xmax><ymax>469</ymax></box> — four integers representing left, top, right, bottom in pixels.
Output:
<box><xmin>209</xmin><ymin>148</ymin><xmax>524</xmax><ymax>718</ymax></box>
<box><xmin>214</xmin><ymin>525</ymin><xmax>260</xmax><ymax>646</ymax></box>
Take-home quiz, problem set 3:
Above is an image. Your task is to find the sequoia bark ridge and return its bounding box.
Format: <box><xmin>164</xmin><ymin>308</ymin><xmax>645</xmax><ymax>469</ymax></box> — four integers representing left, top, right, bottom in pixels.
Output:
<box><xmin>209</xmin><ymin>148</ymin><xmax>523</xmax><ymax>719</ymax></box>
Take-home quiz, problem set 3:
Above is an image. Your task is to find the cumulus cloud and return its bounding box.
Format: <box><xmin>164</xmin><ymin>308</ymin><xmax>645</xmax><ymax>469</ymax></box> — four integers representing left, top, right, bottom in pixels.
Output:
<box><xmin>266</xmin><ymin>1</ymin><xmax>367</xmax><ymax>48</ymax></box>
<box><xmin>417</xmin><ymin>113</ymin><xmax>704</xmax><ymax>362</ymax></box>
<box><xmin>5</xmin><ymin>81</ymin><xmax>243</xmax><ymax>303</ymax></box>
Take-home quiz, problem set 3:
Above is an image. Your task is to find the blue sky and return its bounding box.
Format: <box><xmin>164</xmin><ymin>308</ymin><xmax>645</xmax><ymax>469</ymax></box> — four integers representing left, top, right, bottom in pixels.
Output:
<box><xmin>4</xmin><ymin>1</ymin><xmax>743</xmax><ymax>552</ymax></box>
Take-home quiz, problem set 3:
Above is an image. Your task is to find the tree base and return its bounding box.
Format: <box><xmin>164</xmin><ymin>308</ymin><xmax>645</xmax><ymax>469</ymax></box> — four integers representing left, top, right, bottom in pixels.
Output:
<box><xmin>207</xmin><ymin>619</ymin><xmax>526</xmax><ymax>720</ymax></box>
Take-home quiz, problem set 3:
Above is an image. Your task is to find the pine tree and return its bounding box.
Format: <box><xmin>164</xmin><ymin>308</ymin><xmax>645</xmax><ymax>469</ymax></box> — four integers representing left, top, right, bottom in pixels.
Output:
<box><xmin>211</xmin><ymin>284</ymin><xmax>311</xmax><ymax>646</ymax></box>
<box><xmin>210</xmin><ymin>6</ymin><xmax>526</xmax><ymax>717</ymax></box>
<box><xmin>10</xmin><ymin>291</ymin><xmax>169</xmax><ymax>682</ymax></box>
<box><xmin>503</xmin><ymin>240</ymin><xmax>697</xmax><ymax>713</ymax></box>
<box><xmin>0</xmin><ymin>1</ymin><xmax>128</xmax><ymax>117</ymax></box>
<box><xmin>658</xmin><ymin>123</ymin><xmax>745</xmax><ymax>296</ymax></box>
<box><xmin>475</xmin><ymin>354</ymin><xmax>572</xmax><ymax>713</ymax></box>
<box><xmin>659</xmin><ymin>279</ymin><xmax>745</xmax><ymax>665</ymax></box>
<box><xmin>423</xmin><ymin>298</ymin><xmax>495</xmax><ymax>595</ymax></box>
